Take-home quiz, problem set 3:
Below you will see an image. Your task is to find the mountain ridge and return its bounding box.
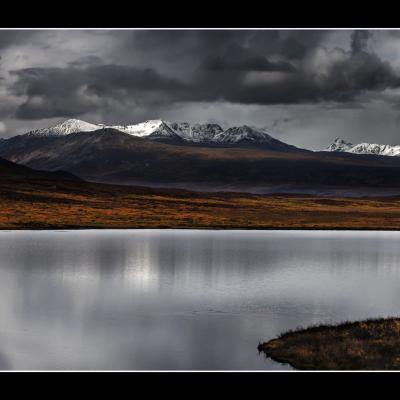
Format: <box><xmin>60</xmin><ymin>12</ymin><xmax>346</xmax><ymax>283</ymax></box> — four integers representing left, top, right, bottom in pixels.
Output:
<box><xmin>3</xmin><ymin>128</ymin><xmax>400</xmax><ymax>196</ymax></box>
<box><xmin>325</xmin><ymin>137</ymin><xmax>400</xmax><ymax>157</ymax></box>
<box><xmin>21</xmin><ymin>118</ymin><xmax>295</xmax><ymax>148</ymax></box>
<box><xmin>12</xmin><ymin>119</ymin><xmax>400</xmax><ymax>157</ymax></box>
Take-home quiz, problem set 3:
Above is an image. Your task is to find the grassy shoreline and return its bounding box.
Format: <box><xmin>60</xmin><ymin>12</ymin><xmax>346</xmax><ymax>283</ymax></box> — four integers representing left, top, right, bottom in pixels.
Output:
<box><xmin>258</xmin><ymin>318</ymin><xmax>400</xmax><ymax>370</ymax></box>
<box><xmin>3</xmin><ymin>226</ymin><xmax>400</xmax><ymax>231</ymax></box>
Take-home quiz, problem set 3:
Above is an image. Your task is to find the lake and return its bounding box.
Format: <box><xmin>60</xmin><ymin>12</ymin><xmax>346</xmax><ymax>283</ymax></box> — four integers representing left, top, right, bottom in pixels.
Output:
<box><xmin>0</xmin><ymin>229</ymin><xmax>399</xmax><ymax>370</ymax></box>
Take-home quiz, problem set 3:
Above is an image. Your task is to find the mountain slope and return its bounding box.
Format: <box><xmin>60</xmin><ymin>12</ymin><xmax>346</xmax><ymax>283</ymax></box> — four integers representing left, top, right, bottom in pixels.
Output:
<box><xmin>26</xmin><ymin>119</ymin><xmax>101</xmax><ymax>137</ymax></box>
<box><xmin>325</xmin><ymin>138</ymin><xmax>354</xmax><ymax>152</ymax></box>
<box><xmin>170</xmin><ymin>122</ymin><xmax>224</xmax><ymax>142</ymax></box>
<box><xmin>325</xmin><ymin>138</ymin><xmax>400</xmax><ymax>157</ymax></box>
<box><xmin>3</xmin><ymin>128</ymin><xmax>400</xmax><ymax>195</ymax></box>
<box><xmin>106</xmin><ymin>120</ymin><xmax>183</xmax><ymax>142</ymax></box>
<box><xmin>0</xmin><ymin>156</ymin><xmax>81</xmax><ymax>183</ymax></box>
<box><xmin>211</xmin><ymin>125</ymin><xmax>300</xmax><ymax>152</ymax></box>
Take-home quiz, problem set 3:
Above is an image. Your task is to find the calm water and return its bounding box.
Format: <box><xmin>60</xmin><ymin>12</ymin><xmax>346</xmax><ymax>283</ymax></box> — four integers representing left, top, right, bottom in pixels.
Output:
<box><xmin>0</xmin><ymin>229</ymin><xmax>400</xmax><ymax>370</ymax></box>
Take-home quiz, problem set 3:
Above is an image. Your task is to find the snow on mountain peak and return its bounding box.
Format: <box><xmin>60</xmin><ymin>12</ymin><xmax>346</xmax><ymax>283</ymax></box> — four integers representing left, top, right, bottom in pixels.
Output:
<box><xmin>213</xmin><ymin>125</ymin><xmax>274</xmax><ymax>144</ymax></box>
<box><xmin>26</xmin><ymin>119</ymin><xmax>101</xmax><ymax>137</ymax></box>
<box><xmin>22</xmin><ymin>118</ymin><xmax>284</xmax><ymax>145</ymax></box>
<box><xmin>170</xmin><ymin>122</ymin><xmax>224</xmax><ymax>142</ymax></box>
<box><xmin>325</xmin><ymin>138</ymin><xmax>354</xmax><ymax>152</ymax></box>
<box><xmin>325</xmin><ymin>138</ymin><xmax>400</xmax><ymax>156</ymax></box>
<box><xmin>110</xmin><ymin>120</ymin><xmax>164</xmax><ymax>137</ymax></box>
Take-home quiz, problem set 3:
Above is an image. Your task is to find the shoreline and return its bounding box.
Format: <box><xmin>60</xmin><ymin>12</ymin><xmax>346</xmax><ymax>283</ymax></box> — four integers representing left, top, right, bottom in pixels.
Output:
<box><xmin>2</xmin><ymin>226</ymin><xmax>400</xmax><ymax>231</ymax></box>
<box><xmin>258</xmin><ymin>318</ymin><xmax>400</xmax><ymax>370</ymax></box>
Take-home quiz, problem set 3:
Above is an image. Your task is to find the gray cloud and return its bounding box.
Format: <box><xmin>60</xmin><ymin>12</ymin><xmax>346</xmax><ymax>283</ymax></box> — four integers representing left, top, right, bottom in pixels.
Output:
<box><xmin>0</xmin><ymin>351</ymin><xmax>12</xmax><ymax>370</ymax></box>
<box><xmin>10</xmin><ymin>30</ymin><xmax>400</xmax><ymax>121</ymax></box>
<box><xmin>204</xmin><ymin>42</ymin><xmax>297</xmax><ymax>72</ymax></box>
<box><xmin>10</xmin><ymin>64</ymin><xmax>188</xmax><ymax>119</ymax></box>
<box><xmin>2</xmin><ymin>29</ymin><xmax>400</xmax><ymax>148</ymax></box>
<box><xmin>0</xmin><ymin>30</ymin><xmax>39</xmax><ymax>49</ymax></box>
<box><xmin>68</xmin><ymin>55</ymin><xmax>105</xmax><ymax>68</ymax></box>
<box><xmin>351</xmin><ymin>30</ymin><xmax>372</xmax><ymax>54</ymax></box>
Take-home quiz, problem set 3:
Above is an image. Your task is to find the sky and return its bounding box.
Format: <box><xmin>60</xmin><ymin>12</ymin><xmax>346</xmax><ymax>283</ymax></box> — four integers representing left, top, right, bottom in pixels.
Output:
<box><xmin>2</xmin><ymin>29</ymin><xmax>400</xmax><ymax>149</ymax></box>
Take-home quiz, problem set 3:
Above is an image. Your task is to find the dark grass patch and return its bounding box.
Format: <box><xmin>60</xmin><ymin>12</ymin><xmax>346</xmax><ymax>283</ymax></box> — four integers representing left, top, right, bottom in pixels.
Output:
<box><xmin>258</xmin><ymin>317</ymin><xmax>400</xmax><ymax>370</ymax></box>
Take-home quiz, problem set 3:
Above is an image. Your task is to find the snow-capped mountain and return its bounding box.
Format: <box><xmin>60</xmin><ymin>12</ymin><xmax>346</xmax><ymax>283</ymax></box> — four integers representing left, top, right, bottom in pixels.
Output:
<box><xmin>213</xmin><ymin>125</ymin><xmax>275</xmax><ymax>144</ymax></box>
<box><xmin>26</xmin><ymin>119</ymin><xmax>100</xmax><ymax>137</ymax></box>
<box><xmin>18</xmin><ymin>118</ymin><xmax>297</xmax><ymax>149</ymax></box>
<box><xmin>325</xmin><ymin>138</ymin><xmax>400</xmax><ymax>157</ymax></box>
<box><xmin>169</xmin><ymin>122</ymin><xmax>224</xmax><ymax>142</ymax></box>
<box><xmin>102</xmin><ymin>120</ymin><xmax>181</xmax><ymax>140</ymax></box>
<box><xmin>24</xmin><ymin>119</ymin><xmax>182</xmax><ymax>141</ymax></box>
<box><xmin>325</xmin><ymin>138</ymin><xmax>354</xmax><ymax>152</ymax></box>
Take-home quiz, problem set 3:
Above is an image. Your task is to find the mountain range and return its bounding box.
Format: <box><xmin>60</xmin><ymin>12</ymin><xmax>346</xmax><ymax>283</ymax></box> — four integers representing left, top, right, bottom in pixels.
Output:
<box><xmin>20</xmin><ymin>119</ymin><xmax>400</xmax><ymax>156</ymax></box>
<box><xmin>22</xmin><ymin>118</ymin><xmax>296</xmax><ymax>148</ymax></box>
<box><xmin>325</xmin><ymin>138</ymin><xmax>400</xmax><ymax>157</ymax></box>
<box><xmin>3</xmin><ymin>119</ymin><xmax>400</xmax><ymax>196</ymax></box>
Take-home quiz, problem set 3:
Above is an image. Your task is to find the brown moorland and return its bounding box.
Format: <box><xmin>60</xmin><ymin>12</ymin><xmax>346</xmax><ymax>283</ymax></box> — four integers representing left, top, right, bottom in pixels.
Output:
<box><xmin>258</xmin><ymin>318</ymin><xmax>400</xmax><ymax>370</ymax></box>
<box><xmin>3</xmin><ymin>162</ymin><xmax>400</xmax><ymax>229</ymax></box>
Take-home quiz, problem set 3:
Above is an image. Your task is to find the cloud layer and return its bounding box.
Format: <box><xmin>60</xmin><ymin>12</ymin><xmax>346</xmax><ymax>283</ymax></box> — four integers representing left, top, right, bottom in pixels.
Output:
<box><xmin>2</xmin><ymin>29</ymin><xmax>400</xmax><ymax>148</ymax></box>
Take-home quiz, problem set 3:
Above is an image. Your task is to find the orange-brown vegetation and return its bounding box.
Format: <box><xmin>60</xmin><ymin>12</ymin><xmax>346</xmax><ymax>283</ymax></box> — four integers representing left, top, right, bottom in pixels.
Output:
<box><xmin>2</xmin><ymin>174</ymin><xmax>400</xmax><ymax>229</ymax></box>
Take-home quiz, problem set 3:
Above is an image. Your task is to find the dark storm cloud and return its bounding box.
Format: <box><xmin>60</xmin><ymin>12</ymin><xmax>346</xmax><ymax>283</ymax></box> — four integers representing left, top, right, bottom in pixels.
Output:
<box><xmin>191</xmin><ymin>30</ymin><xmax>400</xmax><ymax>105</ymax></box>
<box><xmin>11</xmin><ymin>64</ymin><xmax>189</xmax><ymax>119</ymax></box>
<box><xmin>128</xmin><ymin>29</ymin><xmax>328</xmax><ymax>62</ymax></box>
<box><xmin>5</xmin><ymin>29</ymin><xmax>400</xmax><ymax>121</ymax></box>
<box><xmin>205</xmin><ymin>43</ymin><xmax>296</xmax><ymax>72</ymax></box>
<box><xmin>124</xmin><ymin>30</ymin><xmax>291</xmax><ymax>75</ymax></box>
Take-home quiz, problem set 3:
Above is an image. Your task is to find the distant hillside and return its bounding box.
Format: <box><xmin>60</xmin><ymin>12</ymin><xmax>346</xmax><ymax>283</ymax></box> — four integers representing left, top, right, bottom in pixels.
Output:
<box><xmin>0</xmin><ymin>156</ymin><xmax>80</xmax><ymax>183</ymax></box>
<box><xmin>4</xmin><ymin>128</ymin><xmax>400</xmax><ymax>195</ymax></box>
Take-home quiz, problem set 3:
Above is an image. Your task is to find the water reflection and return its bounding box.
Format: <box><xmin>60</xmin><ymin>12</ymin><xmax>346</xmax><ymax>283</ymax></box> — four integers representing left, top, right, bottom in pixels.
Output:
<box><xmin>0</xmin><ymin>230</ymin><xmax>399</xmax><ymax>370</ymax></box>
